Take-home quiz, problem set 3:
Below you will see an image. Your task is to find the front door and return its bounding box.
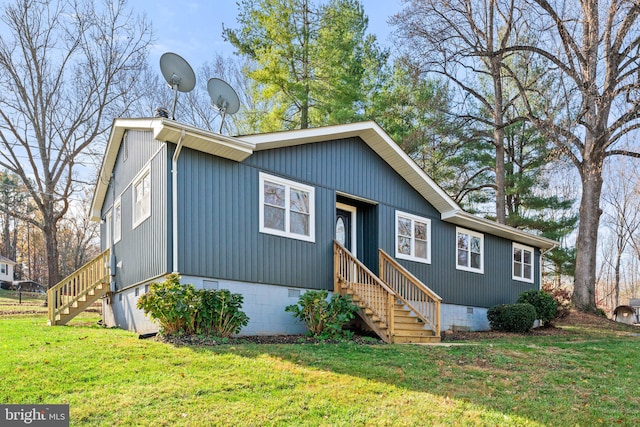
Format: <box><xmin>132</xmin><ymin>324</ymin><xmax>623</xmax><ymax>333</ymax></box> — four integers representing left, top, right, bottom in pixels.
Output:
<box><xmin>336</xmin><ymin>203</ymin><xmax>356</xmax><ymax>255</ymax></box>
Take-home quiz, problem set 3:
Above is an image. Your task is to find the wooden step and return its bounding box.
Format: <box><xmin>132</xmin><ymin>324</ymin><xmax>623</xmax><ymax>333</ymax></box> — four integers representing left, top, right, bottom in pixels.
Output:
<box><xmin>49</xmin><ymin>281</ymin><xmax>109</xmax><ymax>326</ymax></box>
<box><xmin>393</xmin><ymin>335</ymin><xmax>441</xmax><ymax>344</ymax></box>
<box><xmin>395</xmin><ymin>322</ymin><xmax>431</xmax><ymax>332</ymax></box>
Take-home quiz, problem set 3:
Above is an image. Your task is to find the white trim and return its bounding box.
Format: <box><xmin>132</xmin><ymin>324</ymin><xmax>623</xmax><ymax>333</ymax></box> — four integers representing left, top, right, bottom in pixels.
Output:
<box><xmin>259</xmin><ymin>172</ymin><xmax>315</xmax><ymax>242</ymax></box>
<box><xmin>113</xmin><ymin>197</ymin><xmax>122</xmax><ymax>243</ymax></box>
<box><xmin>336</xmin><ymin>202</ymin><xmax>357</xmax><ymax>256</ymax></box>
<box><xmin>512</xmin><ymin>242</ymin><xmax>534</xmax><ymax>283</ymax></box>
<box><xmin>132</xmin><ymin>166</ymin><xmax>151</xmax><ymax>229</ymax></box>
<box><xmin>92</xmin><ymin>119</ymin><xmax>558</xmax><ymax>251</ymax></box>
<box><xmin>105</xmin><ymin>209</ymin><xmax>113</xmax><ymax>250</ymax></box>
<box><xmin>395</xmin><ymin>211</ymin><xmax>431</xmax><ymax>264</ymax></box>
<box><xmin>172</xmin><ymin>130</ymin><xmax>186</xmax><ymax>273</ymax></box>
<box><xmin>441</xmin><ymin>210</ymin><xmax>556</xmax><ymax>250</ymax></box>
<box><xmin>456</xmin><ymin>227</ymin><xmax>484</xmax><ymax>274</ymax></box>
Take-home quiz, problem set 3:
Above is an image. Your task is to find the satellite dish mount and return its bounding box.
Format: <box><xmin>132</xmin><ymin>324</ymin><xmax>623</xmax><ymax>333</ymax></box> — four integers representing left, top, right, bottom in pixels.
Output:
<box><xmin>207</xmin><ymin>78</ymin><xmax>240</xmax><ymax>133</ymax></box>
<box><xmin>160</xmin><ymin>52</ymin><xmax>196</xmax><ymax>120</ymax></box>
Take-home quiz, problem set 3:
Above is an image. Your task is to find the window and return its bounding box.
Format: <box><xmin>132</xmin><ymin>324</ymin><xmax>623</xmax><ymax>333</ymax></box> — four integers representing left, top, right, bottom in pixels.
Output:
<box><xmin>0</xmin><ymin>263</ymin><xmax>7</xmax><ymax>275</ymax></box>
<box><xmin>105</xmin><ymin>210</ymin><xmax>112</xmax><ymax>247</ymax></box>
<box><xmin>113</xmin><ymin>198</ymin><xmax>122</xmax><ymax>243</ymax></box>
<box><xmin>456</xmin><ymin>228</ymin><xmax>484</xmax><ymax>273</ymax></box>
<box><xmin>133</xmin><ymin>168</ymin><xmax>151</xmax><ymax>227</ymax></box>
<box><xmin>259</xmin><ymin>172</ymin><xmax>315</xmax><ymax>242</ymax></box>
<box><xmin>513</xmin><ymin>243</ymin><xmax>534</xmax><ymax>282</ymax></box>
<box><xmin>395</xmin><ymin>211</ymin><xmax>431</xmax><ymax>263</ymax></box>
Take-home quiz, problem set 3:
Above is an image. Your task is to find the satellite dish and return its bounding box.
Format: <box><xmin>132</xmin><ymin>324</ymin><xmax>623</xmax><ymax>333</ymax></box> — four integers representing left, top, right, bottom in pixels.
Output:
<box><xmin>160</xmin><ymin>52</ymin><xmax>196</xmax><ymax>120</ymax></box>
<box><xmin>207</xmin><ymin>78</ymin><xmax>240</xmax><ymax>133</ymax></box>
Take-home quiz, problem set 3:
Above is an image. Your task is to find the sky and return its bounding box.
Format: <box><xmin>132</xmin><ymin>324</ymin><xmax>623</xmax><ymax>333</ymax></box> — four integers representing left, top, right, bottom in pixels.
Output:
<box><xmin>134</xmin><ymin>0</ymin><xmax>405</xmax><ymax>74</ymax></box>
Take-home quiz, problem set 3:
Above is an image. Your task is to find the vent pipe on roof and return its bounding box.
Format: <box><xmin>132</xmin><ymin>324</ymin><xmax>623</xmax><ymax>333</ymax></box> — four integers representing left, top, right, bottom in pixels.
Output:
<box><xmin>154</xmin><ymin>107</ymin><xmax>169</xmax><ymax>118</ymax></box>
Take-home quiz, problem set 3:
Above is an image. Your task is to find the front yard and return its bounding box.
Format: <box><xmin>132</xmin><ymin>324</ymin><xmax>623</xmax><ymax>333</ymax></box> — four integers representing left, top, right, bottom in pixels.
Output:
<box><xmin>0</xmin><ymin>293</ymin><xmax>638</xmax><ymax>426</ymax></box>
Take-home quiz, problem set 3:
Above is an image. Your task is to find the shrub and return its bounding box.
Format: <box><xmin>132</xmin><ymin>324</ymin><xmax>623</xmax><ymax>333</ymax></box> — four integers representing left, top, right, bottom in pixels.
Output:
<box><xmin>542</xmin><ymin>283</ymin><xmax>572</xmax><ymax>318</ymax></box>
<box><xmin>285</xmin><ymin>290</ymin><xmax>360</xmax><ymax>340</ymax></box>
<box><xmin>517</xmin><ymin>290</ymin><xmax>558</xmax><ymax>325</ymax></box>
<box><xmin>195</xmin><ymin>289</ymin><xmax>249</xmax><ymax>338</ymax></box>
<box><xmin>137</xmin><ymin>273</ymin><xmax>198</xmax><ymax>335</ymax></box>
<box><xmin>137</xmin><ymin>274</ymin><xmax>249</xmax><ymax>337</ymax></box>
<box><xmin>487</xmin><ymin>303</ymin><xmax>537</xmax><ymax>333</ymax></box>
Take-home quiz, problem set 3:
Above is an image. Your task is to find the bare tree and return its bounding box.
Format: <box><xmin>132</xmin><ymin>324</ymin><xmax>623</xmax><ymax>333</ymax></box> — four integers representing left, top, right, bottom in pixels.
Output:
<box><xmin>0</xmin><ymin>0</ymin><xmax>153</xmax><ymax>287</ymax></box>
<box><xmin>179</xmin><ymin>54</ymin><xmax>257</xmax><ymax>135</ymax></box>
<box><xmin>392</xmin><ymin>0</ymin><xmax>550</xmax><ymax>224</ymax></box>
<box><xmin>395</xmin><ymin>0</ymin><xmax>640</xmax><ymax>311</ymax></box>
<box><xmin>600</xmin><ymin>160</ymin><xmax>640</xmax><ymax>309</ymax></box>
<box><xmin>499</xmin><ymin>0</ymin><xmax>640</xmax><ymax>310</ymax></box>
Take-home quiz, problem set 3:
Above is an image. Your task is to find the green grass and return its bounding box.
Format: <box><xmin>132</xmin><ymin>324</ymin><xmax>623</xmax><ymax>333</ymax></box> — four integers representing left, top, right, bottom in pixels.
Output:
<box><xmin>1</xmin><ymin>311</ymin><xmax>639</xmax><ymax>426</ymax></box>
<box><xmin>0</xmin><ymin>288</ymin><xmax>48</xmax><ymax>315</ymax></box>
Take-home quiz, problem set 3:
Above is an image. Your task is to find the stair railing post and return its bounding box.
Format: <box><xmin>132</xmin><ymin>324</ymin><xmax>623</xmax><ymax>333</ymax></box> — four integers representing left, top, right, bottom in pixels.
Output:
<box><xmin>388</xmin><ymin>292</ymin><xmax>395</xmax><ymax>342</ymax></box>
<box><xmin>436</xmin><ymin>298</ymin><xmax>441</xmax><ymax>337</ymax></box>
<box><xmin>47</xmin><ymin>288</ymin><xmax>54</xmax><ymax>325</ymax></box>
<box><xmin>334</xmin><ymin>242</ymin><xmax>339</xmax><ymax>294</ymax></box>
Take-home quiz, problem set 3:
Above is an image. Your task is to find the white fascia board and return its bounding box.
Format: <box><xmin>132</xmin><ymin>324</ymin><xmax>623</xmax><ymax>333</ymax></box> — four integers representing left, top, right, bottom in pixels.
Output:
<box><xmin>89</xmin><ymin>118</ymin><xmax>256</xmax><ymax>222</ymax></box>
<box><xmin>152</xmin><ymin>120</ymin><xmax>255</xmax><ymax>161</ymax></box>
<box><xmin>442</xmin><ymin>210</ymin><xmax>559</xmax><ymax>250</ymax></box>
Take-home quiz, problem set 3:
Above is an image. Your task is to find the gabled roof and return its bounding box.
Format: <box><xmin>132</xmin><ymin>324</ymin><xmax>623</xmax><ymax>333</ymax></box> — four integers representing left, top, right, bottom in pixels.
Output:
<box><xmin>242</xmin><ymin>122</ymin><xmax>557</xmax><ymax>250</ymax></box>
<box><xmin>0</xmin><ymin>255</ymin><xmax>16</xmax><ymax>265</ymax></box>
<box><xmin>91</xmin><ymin>118</ymin><xmax>558</xmax><ymax>249</ymax></box>
<box><xmin>90</xmin><ymin>118</ymin><xmax>255</xmax><ymax>220</ymax></box>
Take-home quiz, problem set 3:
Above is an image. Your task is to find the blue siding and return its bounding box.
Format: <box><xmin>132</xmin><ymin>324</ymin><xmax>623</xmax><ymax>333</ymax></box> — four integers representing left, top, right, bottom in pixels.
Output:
<box><xmin>101</xmin><ymin>130</ymin><xmax>169</xmax><ymax>289</ymax></box>
<box><xmin>176</xmin><ymin>135</ymin><xmax>538</xmax><ymax>305</ymax></box>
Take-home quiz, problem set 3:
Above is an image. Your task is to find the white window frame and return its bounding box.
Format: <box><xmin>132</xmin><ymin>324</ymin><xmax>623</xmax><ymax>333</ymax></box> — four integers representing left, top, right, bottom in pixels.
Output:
<box><xmin>512</xmin><ymin>242</ymin><xmax>534</xmax><ymax>283</ymax></box>
<box><xmin>105</xmin><ymin>209</ymin><xmax>112</xmax><ymax>248</ymax></box>
<box><xmin>132</xmin><ymin>167</ymin><xmax>151</xmax><ymax>228</ymax></box>
<box><xmin>395</xmin><ymin>211</ymin><xmax>431</xmax><ymax>264</ymax></box>
<box><xmin>113</xmin><ymin>198</ymin><xmax>122</xmax><ymax>243</ymax></box>
<box><xmin>259</xmin><ymin>172</ymin><xmax>315</xmax><ymax>242</ymax></box>
<box><xmin>0</xmin><ymin>263</ymin><xmax>7</xmax><ymax>275</ymax></box>
<box><xmin>456</xmin><ymin>227</ymin><xmax>484</xmax><ymax>274</ymax></box>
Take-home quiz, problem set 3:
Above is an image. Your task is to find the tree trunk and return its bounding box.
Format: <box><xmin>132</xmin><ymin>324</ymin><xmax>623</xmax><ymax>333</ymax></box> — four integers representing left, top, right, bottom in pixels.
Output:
<box><xmin>494</xmin><ymin>128</ymin><xmax>506</xmax><ymax>224</ymax></box>
<box><xmin>43</xmin><ymin>220</ymin><xmax>60</xmax><ymax>289</ymax></box>
<box><xmin>573</xmin><ymin>157</ymin><xmax>604</xmax><ymax>310</ymax></box>
<box><xmin>491</xmin><ymin>57</ymin><xmax>506</xmax><ymax>224</ymax></box>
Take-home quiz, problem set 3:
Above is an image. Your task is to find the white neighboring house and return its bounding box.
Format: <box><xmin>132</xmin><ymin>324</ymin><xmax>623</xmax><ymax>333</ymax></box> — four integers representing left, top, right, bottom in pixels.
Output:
<box><xmin>0</xmin><ymin>255</ymin><xmax>16</xmax><ymax>284</ymax></box>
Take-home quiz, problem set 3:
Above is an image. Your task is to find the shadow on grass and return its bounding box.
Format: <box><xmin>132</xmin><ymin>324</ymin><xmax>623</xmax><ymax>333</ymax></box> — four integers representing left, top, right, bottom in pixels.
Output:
<box><xmin>169</xmin><ymin>331</ymin><xmax>640</xmax><ymax>426</ymax></box>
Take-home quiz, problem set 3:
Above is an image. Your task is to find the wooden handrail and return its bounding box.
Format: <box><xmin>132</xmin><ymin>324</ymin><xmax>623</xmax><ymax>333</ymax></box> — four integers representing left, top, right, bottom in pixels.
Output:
<box><xmin>334</xmin><ymin>241</ymin><xmax>395</xmax><ymax>336</ymax></box>
<box><xmin>379</xmin><ymin>249</ymin><xmax>441</xmax><ymax>335</ymax></box>
<box><xmin>48</xmin><ymin>248</ymin><xmax>110</xmax><ymax>325</ymax></box>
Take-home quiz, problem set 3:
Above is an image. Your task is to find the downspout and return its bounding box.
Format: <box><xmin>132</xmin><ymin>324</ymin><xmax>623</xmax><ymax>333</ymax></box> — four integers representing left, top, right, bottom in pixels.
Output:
<box><xmin>109</xmin><ymin>173</ymin><xmax>117</xmax><ymax>294</ymax></box>
<box><xmin>172</xmin><ymin>130</ymin><xmax>186</xmax><ymax>273</ymax></box>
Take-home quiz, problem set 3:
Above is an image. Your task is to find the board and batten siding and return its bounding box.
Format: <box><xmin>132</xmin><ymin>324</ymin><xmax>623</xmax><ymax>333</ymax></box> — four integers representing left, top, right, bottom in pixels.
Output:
<box><xmin>176</xmin><ymin>135</ymin><xmax>539</xmax><ymax>306</ymax></box>
<box><xmin>101</xmin><ymin>130</ymin><xmax>170</xmax><ymax>289</ymax></box>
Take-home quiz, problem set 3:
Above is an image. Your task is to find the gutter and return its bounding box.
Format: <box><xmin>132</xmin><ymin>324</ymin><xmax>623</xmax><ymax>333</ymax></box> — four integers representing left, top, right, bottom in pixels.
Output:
<box><xmin>538</xmin><ymin>241</ymin><xmax>560</xmax><ymax>290</ymax></box>
<box><xmin>172</xmin><ymin>129</ymin><xmax>186</xmax><ymax>273</ymax></box>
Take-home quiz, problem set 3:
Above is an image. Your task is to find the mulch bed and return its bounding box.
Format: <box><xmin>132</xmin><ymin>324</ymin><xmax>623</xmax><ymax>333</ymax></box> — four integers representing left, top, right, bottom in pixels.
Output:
<box><xmin>152</xmin><ymin>310</ymin><xmax>638</xmax><ymax>346</ymax></box>
<box><xmin>158</xmin><ymin>332</ymin><xmax>386</xmax><ymax>346</ymax></box>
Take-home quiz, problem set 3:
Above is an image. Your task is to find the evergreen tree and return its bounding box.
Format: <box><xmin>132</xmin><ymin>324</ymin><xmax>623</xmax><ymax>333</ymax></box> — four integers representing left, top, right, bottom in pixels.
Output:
<box><xmin>224</xmin><ymin>0</ymin><xmax>387</xmax><ymax>130</ymax></box>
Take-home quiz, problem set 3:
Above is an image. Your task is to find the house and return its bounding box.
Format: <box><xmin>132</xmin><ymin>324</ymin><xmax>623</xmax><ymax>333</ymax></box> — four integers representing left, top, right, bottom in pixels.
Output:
<box><xmin>48</xmin><ymin>118</ymin><xmax>557</xmax><ymax>342</ymax></box>
<box><xmin>0</xmin><ymin>255</ymin><xmax>16</xmax><ymax>287</ymax></box>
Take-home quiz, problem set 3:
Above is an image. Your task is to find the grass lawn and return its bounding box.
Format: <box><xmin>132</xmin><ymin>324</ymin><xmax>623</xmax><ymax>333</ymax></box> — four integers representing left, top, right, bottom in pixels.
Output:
<box><xmin>1</xmin><ymin>303</ymin><xmax>639</xmax><ymax>426</ymax></box>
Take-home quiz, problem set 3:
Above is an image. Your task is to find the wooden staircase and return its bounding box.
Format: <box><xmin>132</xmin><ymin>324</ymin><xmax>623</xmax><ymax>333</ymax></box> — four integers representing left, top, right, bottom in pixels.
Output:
<box><xmin>334</xmin><ymin>241</ymin><xmax>441</xmax><ymax>344</ymax></box>
<box><xmin>48</xmin><ymin>249</ymin><xmax>111</xmax><ymax>326</ymax></box>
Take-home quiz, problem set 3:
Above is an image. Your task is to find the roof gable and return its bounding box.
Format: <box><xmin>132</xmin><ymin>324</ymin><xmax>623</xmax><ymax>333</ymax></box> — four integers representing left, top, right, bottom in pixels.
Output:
<box><xmin>0</xmin><ymin>255</ymin><xmax>16</xmax><ymax>264</ymax></box>
<box><xmin>91</xmin><ymin>118</ymin><xmax>557</xmax><ymax>249</ymax></box>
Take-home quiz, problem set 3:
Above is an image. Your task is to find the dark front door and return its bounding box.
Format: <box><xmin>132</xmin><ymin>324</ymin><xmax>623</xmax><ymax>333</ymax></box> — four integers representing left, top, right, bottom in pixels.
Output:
<box><xmin>336</xmin><ymin>208</ymin><xmax>353</xmax><ymax>252</ymax></box>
